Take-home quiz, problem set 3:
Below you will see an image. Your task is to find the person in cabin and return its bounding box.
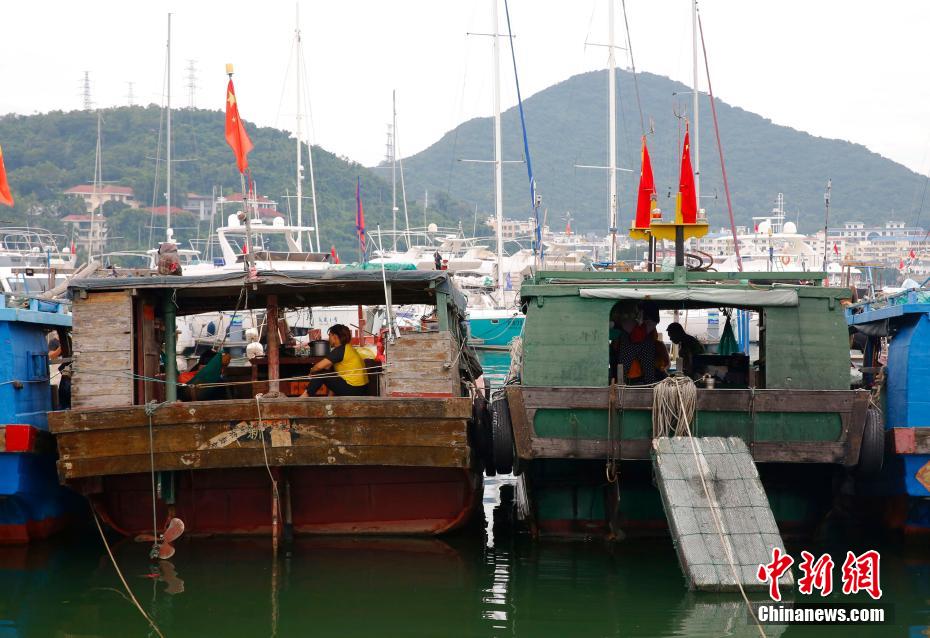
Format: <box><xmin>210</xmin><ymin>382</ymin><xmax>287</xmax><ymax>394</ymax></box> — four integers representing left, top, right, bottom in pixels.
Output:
<box><xmin>666</xmin><ymin>322</ymin><xmax>704</xmax><ymax>376</ymax></box>
<box><xmin>610</xmin><ymin>304</ymin><xmax>659</xmax><ymax>385</ymax></box>
<box><xmin>641</xmin><ymin>302</ymin><xmax>670</xmax><ymax>381</ymax></box>
<box><xmin>304</xmin><ymin>324</ymin><xmax>369</xmax><ymax>397</ymax></box>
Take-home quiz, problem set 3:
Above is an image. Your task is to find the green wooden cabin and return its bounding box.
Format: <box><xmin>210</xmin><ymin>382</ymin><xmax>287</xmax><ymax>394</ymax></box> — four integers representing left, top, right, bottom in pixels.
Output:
<box><xmin>501</xmin><ymin>268</ymin><xmax>872</xmax><ymax>536</ymax></box>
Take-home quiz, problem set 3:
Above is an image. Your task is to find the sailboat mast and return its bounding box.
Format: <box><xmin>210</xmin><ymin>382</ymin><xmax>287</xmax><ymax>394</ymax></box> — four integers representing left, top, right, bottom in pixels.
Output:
<box><xmin>391</xmin><ymin>90</ymin><xmax>398</xmax><ymax>251</ymax></box>
<box><xmin>607</xmin><ymin>0</ymin><xmax>618</xmax><ymax>264</ymax></box>
<box><xmin>89</xmin><ymin>112</ymin><xmax>102</xmax><ymax>259</ymax></box>
<box><xmin>692</xmin><ymin>0</ymin><xmax>700</xmax><ymax>206</ymax></box>
<box><xmin>295</xmin><ymin>7</ymin><xmax>303</xmax><ymax>250</ymax></box>
<box><xmin>492</xmin><ymin>0</ymin><xmax>505</xmax><ymax>303</ymax></box>
<box><xmin>166</xmin><ymin>13</ymin><xmax>172</xmax><ymax>242</ymax></box>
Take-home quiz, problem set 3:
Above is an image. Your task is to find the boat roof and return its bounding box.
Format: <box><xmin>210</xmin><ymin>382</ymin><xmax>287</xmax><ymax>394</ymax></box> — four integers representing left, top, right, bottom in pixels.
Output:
<box><xmin>522</xmin><ymin>269</ymin><xmax>849</xmax><ymax>307</ymax></box>
<box><xmin>67</xmin><ymin>269</ymin><xmax>466</xmax><ymax>316</ymax></box>
<box><xmin>848</xmin><ymin>288</ymin><xmax>930</xmax><ymax>327</ymax></box>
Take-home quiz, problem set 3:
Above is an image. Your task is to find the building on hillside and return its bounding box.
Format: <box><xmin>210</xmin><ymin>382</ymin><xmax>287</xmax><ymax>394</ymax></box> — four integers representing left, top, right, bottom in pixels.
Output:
<box><xmin>485</xmin><ymin>216</ymin><xmax>550</xmax><ymax>241</ymax></box>
<box><xmin>144</xmin><ymin>206</ymin><xmax>190</xmax><ymax>218</ymax></box>
<box><xmin>64</xmin><ymin>185</ymin><xmax>136</xmax><ymax>212</ymax></box>
<box><xmin>828</xmin><ymin>220</ymin><xmax>925</xmax><ymax>242</ymax></box>
<box><xmin>183</xmin><ymin>193</ymin><xmax>214</xmax><ymax>222</ymax></box>
<box><xmin>61</xmin><ymin>214</ymin><xmax>107</xmax><ymax>254</ymax></box>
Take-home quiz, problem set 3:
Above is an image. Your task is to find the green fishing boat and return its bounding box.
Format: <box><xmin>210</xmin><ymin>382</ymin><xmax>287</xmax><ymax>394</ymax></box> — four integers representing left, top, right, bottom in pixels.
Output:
<box><xmin>493</xmin><ymin>267</ymin><xmax>879</xmax><ymax>537</ymax></box>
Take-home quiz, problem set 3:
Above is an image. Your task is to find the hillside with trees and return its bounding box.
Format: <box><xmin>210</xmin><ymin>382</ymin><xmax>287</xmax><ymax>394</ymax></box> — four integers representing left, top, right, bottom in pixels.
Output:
<box><xmin>0</xmin><ymin>106</ymin><xmax>470</xmax><ymax>257</ymax></box>
<box><xmin>396</xmin><ymin>69</ymin><xmax>929</xmax><ymax>235</ymax></box>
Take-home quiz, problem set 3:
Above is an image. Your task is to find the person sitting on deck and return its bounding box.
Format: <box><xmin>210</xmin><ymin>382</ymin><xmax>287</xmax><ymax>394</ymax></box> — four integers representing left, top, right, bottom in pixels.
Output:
<box><xmin>667</xmin><ymin>322</ymin><xmax>704</xmax><ymax>377</ymax></box>
<box><xmin>304</xmin><ymin>324</ymin><xmax>369</xmax><ymax>397</ymax></box>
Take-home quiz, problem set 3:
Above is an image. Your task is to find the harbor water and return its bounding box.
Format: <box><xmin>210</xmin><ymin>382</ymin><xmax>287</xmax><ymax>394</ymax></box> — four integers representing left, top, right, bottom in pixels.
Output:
<box><xmin>1</xmin><ymin>477</ymin><xmax>928</xmax><ymax>637</ymax></box>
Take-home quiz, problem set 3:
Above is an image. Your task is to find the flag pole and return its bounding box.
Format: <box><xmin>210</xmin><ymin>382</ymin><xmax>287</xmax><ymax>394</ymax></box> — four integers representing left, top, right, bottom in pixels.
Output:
<box><xmin>227</xmin><ymin>63</ymin><xmax>256</xmax><ymax>275</ymax></box>
<box><xmin>822</xmin><ymin>179</ymin><xmax>831</xmax><ymax>270</ymax></box>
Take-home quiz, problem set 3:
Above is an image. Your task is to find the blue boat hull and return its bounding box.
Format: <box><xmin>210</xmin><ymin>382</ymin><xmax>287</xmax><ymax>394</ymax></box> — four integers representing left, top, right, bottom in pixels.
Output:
<box><xmin>468</xmin><ymin>316</ymin><xmax>524</xmax><ymax>347</ymax></box>
<box><xmin>0</xmin><ymin>453</ymin><xmax>83</xmax><ymax>543</ymax></box>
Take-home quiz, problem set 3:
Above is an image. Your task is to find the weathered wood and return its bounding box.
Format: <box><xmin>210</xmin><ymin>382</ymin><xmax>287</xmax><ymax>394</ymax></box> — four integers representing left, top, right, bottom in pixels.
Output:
<box><xmin>267</xmin><ymin>294</ymin><xmax>280</xmax><ymax>394</ymax></box>
<box><xmin>506</xmin><ymin>385</ymin><xmax>535</xmax><ymax>460</ymax></box>
<box><xmin>49</xmin><ymin>396</ymin><xmax>473</xmax><ymax>433</ymax></box>
<box><xmin>58</xmin><ymin>444</ymin><xmax>472</xmax><ymax>479</ymax></box>
<box><xmin>384</xmin><ymin>332</ymin><xmax>459</xmax><ymax>398</ymax></box>
<box><xmin>56</xmin><ymin>418</ymin><xmax>468</xmax><ymax>459</ymax></box>
<box><xmin>72</xmin><ymin>290</ymin><xmax>133</xmax><ymax>410</ymax></box>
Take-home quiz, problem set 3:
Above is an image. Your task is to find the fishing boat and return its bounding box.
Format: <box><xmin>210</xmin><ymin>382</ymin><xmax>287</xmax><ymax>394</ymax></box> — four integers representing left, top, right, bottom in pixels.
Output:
<box><xmin>48</xmin><ymin>269</ymin><xmax>487</xmax><ymax>537</ymax></box>
<box><xmin>492</xmin><ymin>267</ymin><xmax>875</xmax><ymax>536</ymax></box>
<box><xmin>0</xmin><ymin>292</ymin><xmax>81</xmax><ymax>542</ymax></box>
<box><xmin>848</xmin><ymin>285</ymin><xmax>930</xmax><ymax>533</ymax></box>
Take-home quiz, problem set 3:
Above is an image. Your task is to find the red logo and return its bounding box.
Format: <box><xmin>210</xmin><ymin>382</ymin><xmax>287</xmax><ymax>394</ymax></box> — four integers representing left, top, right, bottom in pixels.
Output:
<box><xmin>757</xmin><ymin>547</ymin><xmax>794</xmax><ymax>602</ymax></box>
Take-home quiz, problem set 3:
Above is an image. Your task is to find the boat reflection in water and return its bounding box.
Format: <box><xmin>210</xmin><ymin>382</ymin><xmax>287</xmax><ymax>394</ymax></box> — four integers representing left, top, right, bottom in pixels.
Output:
<box><xmin>1</xmin><ymin>481</ymin><xmax>929</xmax><ymax>637</ymax></box>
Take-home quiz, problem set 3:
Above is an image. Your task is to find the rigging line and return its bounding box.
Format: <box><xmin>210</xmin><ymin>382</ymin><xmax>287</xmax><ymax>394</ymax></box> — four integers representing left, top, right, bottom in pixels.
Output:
<box><xmin>697</xmin><ymin>10</ymin><xmax>743</xmax><ymax>271</ymax></box>
<box><xmin>502</xmin><ymin>0</ymin><xmax>541</xmax><ymax>257</ymax></box>
<box><xmin>149</xmin><ymin>57</ymin><xmax>169</xmax><ymax>250</ymax></box>
<box><xmin>619</xmin><ymin>0</ymin><xmax>645</xmax><ymax>136</ymax></box>
<box><xmin>446</xmin><ymin>32</ymin><xmax>473</xmax><ymax>199</ymax></box>
<box><xmin>273</xmin><ymin>38</ymin><xmax>297</xmax><ymax>131</ymax></box>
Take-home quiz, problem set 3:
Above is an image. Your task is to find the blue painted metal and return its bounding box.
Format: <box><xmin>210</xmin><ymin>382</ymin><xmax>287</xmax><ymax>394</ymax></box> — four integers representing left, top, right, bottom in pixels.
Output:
<box><xmin>0</xmin><ymin>293</ymin><xmax>81</xmax><ymax>542</ymax></box>
<box><xmin>467</xmin><ymin>315</ymin><xmax>525</xmax><ymax>347</ymax></box>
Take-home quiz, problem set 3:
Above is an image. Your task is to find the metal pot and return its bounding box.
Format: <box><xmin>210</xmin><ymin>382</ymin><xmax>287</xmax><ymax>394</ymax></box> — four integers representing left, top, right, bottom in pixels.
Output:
<box><xmin>309</xmin><ymin>339</ymin><xmax>330</xmax><ymax>357</ymax></box>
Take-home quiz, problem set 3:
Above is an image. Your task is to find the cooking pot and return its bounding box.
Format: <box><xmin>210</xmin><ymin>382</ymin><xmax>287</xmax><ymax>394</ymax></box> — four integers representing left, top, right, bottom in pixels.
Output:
<box><xmin>310</xmin><ymin>339</ymin><xmax>330</xmax><ymax>357</ymax></box>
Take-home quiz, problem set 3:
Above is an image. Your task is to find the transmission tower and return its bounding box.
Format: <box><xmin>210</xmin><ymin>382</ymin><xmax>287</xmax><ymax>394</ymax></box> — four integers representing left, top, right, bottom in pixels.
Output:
<box><xmin>185</xmin><ymin>59</ymin><xmax>198</xmax><ymax>109</ymax></box>
<box><xmin>126</xmin><ymin>81</ymin><xmax>135</xmax><ymax>107</ymax></box>
<box><xmin>384</xmin><ymin>123</ymin><xmax>394</xmax><ymax>165</ymax></box>
<box><xmin>82</xmin><ymin>71</ymin><xmax>93</xmax><ymax>110</ymax></box>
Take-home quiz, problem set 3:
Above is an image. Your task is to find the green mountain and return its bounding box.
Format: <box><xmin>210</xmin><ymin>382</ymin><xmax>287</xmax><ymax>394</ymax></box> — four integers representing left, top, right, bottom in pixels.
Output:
<box><xmin>397</xmin><ymin>69</ymin><xmax>929</xmax><ymax>235</ymax></box>
<box><xmin>0</xmin><ymin>106</ymin><xmax>469</xmax><ymax>256</ymax></box>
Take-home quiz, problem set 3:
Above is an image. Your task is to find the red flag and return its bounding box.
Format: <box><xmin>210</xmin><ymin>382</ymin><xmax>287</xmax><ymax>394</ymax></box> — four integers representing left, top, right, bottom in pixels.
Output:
<box><xmin>677</xmin><ymin>124</ymin><xmax>697</xmax><ymax>224</ymax></box>
<box><xmin>225</xmin><ymin>78</ymin><xmax>254</xmax><ymax>174</ymax></box>
<box><xmin>0</xmin><ymin>144</ymin><xmax>13</xmax><ymax>207</ymax></box>
<box><xmin>833</xmin><ymin>242</ymin><xmax>839</xmax><ymax>255</ymax></box>
<box><xmin>632</xmin><ymin>136</ymin><xmax>657</xmax><ymax>232</ymax></box>
<box><xmin>909</xmin><ymin>249</ymin><xmax>916</xmax><ymax>259</ymax></box>
<box><xmin>330</xmin><ymin>245</ymin><xmax>340</xmax><ymax>264</ymax></box>
<box><xmin>899</xmin><ymin>259</ymin><xmax>905</xmax><ymax>270</ymax></box>
<box><xmin>565</xmin><ymin>219</ymin><xmax>572</xmax><ymax>235</ymax></box>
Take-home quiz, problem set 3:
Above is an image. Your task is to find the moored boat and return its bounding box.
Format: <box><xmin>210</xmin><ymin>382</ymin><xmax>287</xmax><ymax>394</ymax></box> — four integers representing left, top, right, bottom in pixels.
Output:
<box><xmin>48</xmin><ymin>269</ymin><xmax>486</xmax><ymax>537</ymax></box>
<box><xmin>493</xmin><ymin>268</ymin><xmax>874</xmax><ymax>536</ymax></box>
<box><xmin>0</xmin><ymin>293</ymin><xmax>82</xmax><ymax>542</ymax></box>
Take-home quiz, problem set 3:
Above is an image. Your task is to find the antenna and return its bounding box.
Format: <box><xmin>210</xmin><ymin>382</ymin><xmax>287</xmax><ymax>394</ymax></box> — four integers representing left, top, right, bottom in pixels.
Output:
<box><xmin>185</xmin><ymin>59</ymin><xmax>198</xmax><ymax>109</ymax></box>
<box><xmin>822</xmin><ymin>179</ymin><xmax>832</xmax><ymax>268</ymax></box>
<box><xmin>126</xmin><ymin>82</ymin><xmax>135</xmax><ymax>107</ymax></box>
<box><xmin>82</xmin><ymin>71</ymin><xmax>93</xmax><ymax>110</ymax></box>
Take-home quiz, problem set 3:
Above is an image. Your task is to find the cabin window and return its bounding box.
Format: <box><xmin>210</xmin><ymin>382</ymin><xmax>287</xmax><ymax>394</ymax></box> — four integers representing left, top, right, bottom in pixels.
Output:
<box><xmin>608</xmin><ymin>301</ymin><xmax>762</xmax><ymax>389</ymax></box>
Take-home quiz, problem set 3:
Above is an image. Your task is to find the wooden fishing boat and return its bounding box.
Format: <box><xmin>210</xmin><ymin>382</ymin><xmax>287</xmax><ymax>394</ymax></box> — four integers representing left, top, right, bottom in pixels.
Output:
<box><xmin>48</xmin><ymin>269</ymin><xmax>486</xmax><ymax>537</ymax></box>
<box><xmin>492</xmin><ymin>268</ymin><xmax>875</xmax><ymax>536</ymax></box>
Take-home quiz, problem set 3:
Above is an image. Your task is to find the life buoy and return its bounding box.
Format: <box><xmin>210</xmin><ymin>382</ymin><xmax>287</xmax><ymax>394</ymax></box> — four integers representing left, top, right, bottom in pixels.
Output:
<box><xmin>780</xmin><ymin>255</ymin><xmax>791</xmax><ymax>266</ymax></box>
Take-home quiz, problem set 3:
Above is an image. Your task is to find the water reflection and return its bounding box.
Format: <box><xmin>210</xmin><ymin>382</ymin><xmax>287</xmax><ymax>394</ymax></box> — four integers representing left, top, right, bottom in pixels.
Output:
<box><xmin>0</xmin><ymin>483</ymin><xmax>928</xmax><ymax>637</ymax></box>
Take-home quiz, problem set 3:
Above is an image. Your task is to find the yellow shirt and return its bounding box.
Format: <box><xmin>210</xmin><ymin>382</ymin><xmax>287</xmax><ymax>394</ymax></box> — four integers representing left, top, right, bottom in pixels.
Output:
<box><xmin>332</xmin><ymin>344</ymin><xmax>368</xmax><ymax>387</ymax></box>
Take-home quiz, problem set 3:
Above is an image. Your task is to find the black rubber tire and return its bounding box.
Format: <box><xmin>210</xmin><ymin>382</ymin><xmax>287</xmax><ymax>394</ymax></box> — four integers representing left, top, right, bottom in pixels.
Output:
<box><xmin>473</xmin><ymin>396</ymin><xmax>495</xmax><ymax>476</ymax></box>
<box><xmin>491</xmin><ymin>394</ymin><xmax>515</xmax><ymax>475</ymax></box>
<box><xmin>857</xmin><ymin>408</ymin><xmax>884</xmax><ymax>477</ymax></box>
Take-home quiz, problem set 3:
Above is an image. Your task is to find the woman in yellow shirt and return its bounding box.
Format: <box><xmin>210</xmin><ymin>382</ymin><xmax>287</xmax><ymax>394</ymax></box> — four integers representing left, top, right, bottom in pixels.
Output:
<box><xmin>306</xmin><ymin>324</ymin><xmax>369</xmax><ymax>396</ymax></box>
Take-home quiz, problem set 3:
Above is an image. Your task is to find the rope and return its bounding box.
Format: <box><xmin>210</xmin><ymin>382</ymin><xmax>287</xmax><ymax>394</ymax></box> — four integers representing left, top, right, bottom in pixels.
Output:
<box><xmin>91</xmin><ymin>506</ymin><xmax>166</xmax><ymax>638</ymax></box>
<box><xmin>144</xmin><ymin>400</ymin><xmax>170</xmax><ymax>559</ymax></box>
<box><xmin>255</xmin><ymin>394</ymin><xmax>282</xmax><ymax>546</ymax></box>
<box><xmin>651</xmin><ymin>376</ymin><xmax>766</xmax><ymax>638</ymax></box>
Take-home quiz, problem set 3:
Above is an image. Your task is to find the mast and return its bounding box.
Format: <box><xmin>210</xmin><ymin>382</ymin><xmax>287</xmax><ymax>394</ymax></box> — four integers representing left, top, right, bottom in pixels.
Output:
<box><xmin>89</xmin><ymin>112</ymin><xmax>102</xmax><ymax>259</ymax></box>
<box><xmin>692</xmin><ymin>0</ymin><xmax>700</xmax><ymax>207</ymax></box>
<box><xmin>607</xmin><ymin>0</ymin><xmax>618</xmax><ymax>264</ymax></box>
<box><xmin>166</xmin><ymin>13</ymin><xmax>172</xmax><ymax>243</ymax></box>
<box><xmin>295</xmin><ymin>7</ymin><xmax>303</xmax><ymax>249</ymax></box>
<box><xmin>492</xmin><ymin>0</ymin><xmax>505</xmax><ymax>304</ymax></box>
<box><xmin>391</xmin><ymin>90</ymin><xmax>398</xmax><ymax>251</ymax></box>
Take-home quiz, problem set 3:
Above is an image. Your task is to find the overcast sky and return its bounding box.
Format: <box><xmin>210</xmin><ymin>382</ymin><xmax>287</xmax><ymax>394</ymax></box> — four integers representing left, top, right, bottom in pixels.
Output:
<box><xmin>3</xmin><ymin>1</ymin><xmax>929</xmax><ymax>176</ymax></box>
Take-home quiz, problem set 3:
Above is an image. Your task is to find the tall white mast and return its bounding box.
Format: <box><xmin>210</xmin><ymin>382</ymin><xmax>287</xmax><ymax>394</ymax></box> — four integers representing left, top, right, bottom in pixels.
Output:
<box><xmin>492</xmin><ymin>0</ymin><xmax>505</xmax><ymax>304</ymax></box>
<box><xmin>607</xmin><ymin>0</ymin><xmax>618</xmax><ymax>264</ymax></box>
<box><xmin>692</xmin><ymin>0</ymin><xmax>700</xmax><ymax>207</ymax></box>
<box><xmin>166</xmin><ymin>13</ymin><xmax>173</xmax><ymax>243</ymax></box>
<box><xmin>89</xmin><ymin>112</ymin><xmax>102</xmax><ymax>259</ymax></box>
<box><xmin>391</xmin><ymin>90</ymin><xmax>398</xmax><ymax>251</ymax></box>
<box><xmin>295</xmin><ymin>6</ymin><xmax>303</xmax><ymax>250</ymax></box>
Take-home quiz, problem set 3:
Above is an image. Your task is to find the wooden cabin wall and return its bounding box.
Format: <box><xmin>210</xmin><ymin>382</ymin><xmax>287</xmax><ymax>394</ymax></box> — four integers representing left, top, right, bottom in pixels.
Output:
<box><xmin>72</xmin><ymin>290</ymin><xmax>134</xmax><ymax>409</ymax></box>
<box><xmin>521</xmin><ymin>296</ymin><xmax>611</xmax><ymax>387</ymax></box>
<box><xmin>764</xmin><ymin>297</ymin><xmax>850</xmax><ymax>390</ymax></box>
<box><xmin>383</xmin><ymin>332</ymin><xmax>460</xmax><ymax>397</ymax></box>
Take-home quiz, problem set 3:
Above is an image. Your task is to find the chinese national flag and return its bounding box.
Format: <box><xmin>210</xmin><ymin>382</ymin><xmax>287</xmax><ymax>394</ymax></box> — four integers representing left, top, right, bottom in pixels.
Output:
<box><xmin>0</xmin><ymin>144</ymin><xmax>13</xmax><ymax>207</ymax></box>
<box><xmin>833</xmin><ymin>242</ymin><xmax>839</xmax><ymax>255</ymax></box>
<box><xmin>633</xmin><ymin>136</ymin><xmax>656</xmax><ymax>232</ymax></box>
<box><xmin>677</xmin><ymin>124</ymin><xmax>697</xmax><ymax>224</ymax></box>
<box><xmin>225</xmin><ymin>79</ymin><xmax>253</xmax><ymax>174</ymax></box>
<box><xmin>330</xmin><ymin>245</ymin><xmax>340</xmax><ymax>264</ymax></box>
